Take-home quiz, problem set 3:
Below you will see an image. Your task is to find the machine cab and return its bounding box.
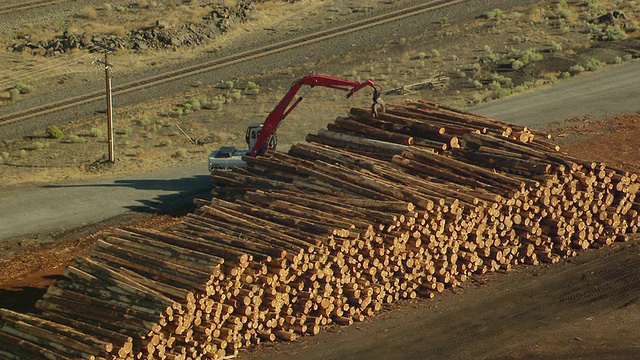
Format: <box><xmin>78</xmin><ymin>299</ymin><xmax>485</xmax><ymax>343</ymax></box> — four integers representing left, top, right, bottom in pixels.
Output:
<box><xmin>246</xmin><ymin>123</ymin><xmax>277</xmax><ymax>154</ymax></box>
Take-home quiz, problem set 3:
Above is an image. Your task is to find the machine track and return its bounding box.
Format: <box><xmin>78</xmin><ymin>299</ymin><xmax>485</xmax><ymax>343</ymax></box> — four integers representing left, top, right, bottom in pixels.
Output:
<box><xmin>0</xmin><ymin>0</ymin><xmax>466</xmax><ymax>127</ymax></box>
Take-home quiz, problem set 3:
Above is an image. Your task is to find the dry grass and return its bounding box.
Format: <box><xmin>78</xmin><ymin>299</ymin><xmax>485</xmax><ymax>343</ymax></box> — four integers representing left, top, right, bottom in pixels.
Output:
<box><xmin>82</xmin><ymin>23</ymin><xmax>127</xmax><ymax>37</ymax></box>
<box><xmin>79</xmin><ymin>6</ymin><xmax>98</xmax><ymax>20</ymax></box>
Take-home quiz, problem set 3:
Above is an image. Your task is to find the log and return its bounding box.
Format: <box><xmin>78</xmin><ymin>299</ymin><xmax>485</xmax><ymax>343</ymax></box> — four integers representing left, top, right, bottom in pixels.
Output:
<box><xmin>4</xmin><ymin>100</ymin><xmax>637</xmax><ymax>360</ymax></box>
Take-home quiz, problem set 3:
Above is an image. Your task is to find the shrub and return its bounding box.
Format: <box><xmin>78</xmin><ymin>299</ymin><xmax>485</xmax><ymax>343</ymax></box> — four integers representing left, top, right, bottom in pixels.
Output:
<box><xmin>79</xmin><ymin>6</ymin><xmax>98</xmax><ymax>19</ymax></box>
<box><xmin>568</xmin><ymin>64</ymin><xmax>585</xmax><ymax>75</ymax></box>
<box><xmin>46</xmin><ymin>125</ymin><xmax>64</xmax><ymax>139</ymax></box>
<box><xmin>509</xmin><ymin>11</ymin><xmax>524</xmax><ymax>20</ymax></box>
<box><xmin>138</xmin><ymin>116</ymin><xmax>151</xmax><ymax>126</ymax></box>
<box><xmin>492</xmin><ymin>87</ymin><xmax>513</xmax><ymax>99</ymax></box>
<box><xmin>430</xmin><ymin>49</ymin><xmax>440</xmax><ymax>58</ymax></box>
<box><xmin>69</xmin><ymin>135</ymin><xmax>83</xmax><ymax>143</ymax></box>
<box><xmin>228</xmin><ymin>90</ymin><xmax>243</xmax><ymax>101</ymax></box>
<box><xmin>160</xmin><ymin>139</ymin><xmax>172</xmax><ymax>147</ymax></box>
<box><xmin>168</xmin><ymin>109</ymin><xmax>183</xmax><ymax>118</ymax></box>
<box><xmin>488</xmin><ymin>81</ymin><xmax>502</xmax><ymax>91</ymax></box>
<box><xmin>560</xmin><ymin>71</ymin><xmax>571</xmax><ymax>79</ymax></box>
<box><xmin>615</xmin><ymin>56</ymin><xmax>623</xmax><ymax>64</ymax></box>
<box><xmin>557</xmin><ymin>8</ymin><xmax>572</xmax><ymax>20</ymax></box>
<box><xmin>550</xmin><ymin>41</ymin><xmax>563</xmax><ymax>53</ymax></box>
<box><xmin>480</xmin><ymin>51</ymin><xmax>499</xmax><ymax>64</ymax></box>
<box><xmin>217</xmin><ymin>80</ymin><xmax>234</xmax><ymax>89</ymax></box>
<box><xmin>90</xmin><ymin>127</ymin><xmax>103</xmax><ymax>137</ymax></box>
<box><xmin>584</xmin><ymin>22</ymin><xmax>600</xmax><ymax>34</ymax></box>
<box><xmin>34</xmin><ymin>141</ymin><xmax>45</xmax><ymax>150</ymax></box>
<box><xmin>603</xmin><ymin>25</ymin><xmax>626</xmax><ymax>41</ymax></box>
<box><xmin>512</xmin><ymin>35</ymin><xmax>529</xmax><ymax>43</ymax></box>
<box><xmin>19</xmin><ymin>150</ymin><xmax>27</xmax><ymax>157</ymax></box>
<box><xmin>122</xmin><ymin>127</ymin><xmax>133</xmax><ymax>136</ymax></box>
<box><xmin>522</xmin><ymin>49</ymin><xmax>543</xmax><ymax>62</ymax></box>
<box><xmin>174</xmin><ymin>148</ymin><xmax>187</xmax><ymax>158</ymax></box>
<box><xmin>490</xmin><ymin>73</ymin><xmax>512</xmax><ymax>86</ymax></box>
<box><xmin>207</xmin><ymin>100</ymin><xmax>224</xmax><ymax>110</ymax></box>
<box><xmin>1</xmin><ymin>152</ymin><xmax>9</xmax><ymax>161</ymax></box>
<box><xmin>485</xmin><ymin>8</ymin><xmax>504</xmax><ymax>20</ymax></box>
<box><xmin>8</xmin><ymin>88</ymin><xmax>20</xmax><ymax>102</ymax></box>
<box><xmin>244</xmin><ymin>81</ymin><xmax>260</xmax><ymax>95</ymax></box>
<box><xmin>586</xmin><ymin>58</ymin><xmax>602</xmax><ymax>71</ymax></box>
<box><xmin>103</xmin><ymin>3</ymin><xmax>112</xmax><ymax>11</ymax></box>
<box><xmin>14</xmin><ymin>83</ymin><xmax>31</xmax><ymax>94</ymax></box>
<box><xmin>185</xmin><ymin>98</ymin><xmax>201</xmax><ymax>111</ymax></box>
<box><xmin>511</xmin><ymin>59</ymin><xmax>525</xmax><ymax>70</ymax></box>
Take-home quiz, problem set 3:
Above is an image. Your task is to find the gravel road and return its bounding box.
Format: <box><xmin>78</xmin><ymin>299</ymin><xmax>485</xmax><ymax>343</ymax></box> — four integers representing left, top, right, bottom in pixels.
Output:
<box><xmin>471</xmin><ymin>60</ymin><xmax>640</xmax><ymax>128</ymax></box>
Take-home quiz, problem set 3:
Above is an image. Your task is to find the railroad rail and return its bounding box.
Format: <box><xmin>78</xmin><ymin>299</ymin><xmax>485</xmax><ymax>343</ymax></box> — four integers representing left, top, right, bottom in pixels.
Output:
<box><xmin>0</xmin><ymin>0</ymin><xmax>69</xmax><ymax>15</ymax></box>
<box><xmin>0</xmin><ymin>0</ymin><xmax>466</xmax><ymax>127</ymax></box>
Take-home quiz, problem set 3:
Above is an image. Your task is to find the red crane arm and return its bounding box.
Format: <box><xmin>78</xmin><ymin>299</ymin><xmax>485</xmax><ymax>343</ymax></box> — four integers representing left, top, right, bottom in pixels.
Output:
<box><xmin>249</xmin><ymin>74</ymin><xmax>379</xmax><ymax>156</ymax></box>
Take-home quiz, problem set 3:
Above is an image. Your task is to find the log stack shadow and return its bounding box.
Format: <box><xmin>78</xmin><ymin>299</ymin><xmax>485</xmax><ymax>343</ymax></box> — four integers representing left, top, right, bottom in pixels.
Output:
<box><xmin>1</xmin><ymin>100</ymin><xmax>638</xmax><ymax>359</ymax></box>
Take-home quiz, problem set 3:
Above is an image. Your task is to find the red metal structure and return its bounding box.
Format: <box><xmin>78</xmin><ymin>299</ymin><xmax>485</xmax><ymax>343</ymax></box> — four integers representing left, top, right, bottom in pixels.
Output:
<box><xmin>249</xmin><ymin>74</ymin><xmax>381</xmax><ymax>156</ymax></box>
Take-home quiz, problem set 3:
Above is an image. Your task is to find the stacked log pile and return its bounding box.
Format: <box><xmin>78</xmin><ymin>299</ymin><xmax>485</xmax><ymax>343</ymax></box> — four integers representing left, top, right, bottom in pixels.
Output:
<box><xmin>1</xmin><ymin>100</ymin><xmax>639</xmax><ymax>359</ymax></box>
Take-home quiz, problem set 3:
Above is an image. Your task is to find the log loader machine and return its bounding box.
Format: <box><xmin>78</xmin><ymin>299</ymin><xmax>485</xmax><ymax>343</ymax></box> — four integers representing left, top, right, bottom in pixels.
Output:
<box><xmin>208</xmin><ymin>74</ymin><xmax>382</xmax><ymax>170</ymax></box>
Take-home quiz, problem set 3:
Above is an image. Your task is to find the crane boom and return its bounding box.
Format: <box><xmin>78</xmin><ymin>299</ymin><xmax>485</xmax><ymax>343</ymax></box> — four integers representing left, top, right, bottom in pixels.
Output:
<box><xmin>249</xmin><ymin>74</ymin><xmax>380</xmax><ymax>156</ymax></box>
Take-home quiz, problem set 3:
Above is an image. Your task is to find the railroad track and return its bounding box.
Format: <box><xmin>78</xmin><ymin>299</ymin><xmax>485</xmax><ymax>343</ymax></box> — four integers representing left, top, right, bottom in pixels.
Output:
<box><xmin>0</xmin><ymin>0</ymin><xmax>466</xmax><ymax>127</ymax></box>
<box><xmin>0</xmin><ymin>0</ymin><xmax>68</xmax><ymax>15</ymax></box>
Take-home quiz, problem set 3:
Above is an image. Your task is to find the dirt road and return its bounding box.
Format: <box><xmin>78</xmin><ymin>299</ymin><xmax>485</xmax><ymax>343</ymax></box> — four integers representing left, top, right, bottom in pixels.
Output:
<box><xmin>472</xmin><ymin>60</ymin><xmax>640</xmax><ymax>128</ymax></box>
<box><xmin>245</xmin><ymin>239</ymin><xmax>640</xmax><ymax>360</ymax></box>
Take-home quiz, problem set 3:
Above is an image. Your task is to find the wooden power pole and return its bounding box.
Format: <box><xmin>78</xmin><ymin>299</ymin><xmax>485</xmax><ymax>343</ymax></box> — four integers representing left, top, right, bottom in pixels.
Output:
<box><xmin>104</xmin><ymin>53</ymin><xmax>115</xmax><ymax>163</ymax></box>
<box><xmin>96</xmin><ymin>52</ymin><xmax>115</xmax><ymax>163</ymax></box>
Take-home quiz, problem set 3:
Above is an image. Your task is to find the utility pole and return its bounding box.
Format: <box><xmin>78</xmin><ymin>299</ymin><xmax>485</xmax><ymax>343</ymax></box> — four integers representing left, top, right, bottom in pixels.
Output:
<box><xmin>95</xmin><ymin>52</ymin><xmax>115</xmax><ymax>163</ymax></box>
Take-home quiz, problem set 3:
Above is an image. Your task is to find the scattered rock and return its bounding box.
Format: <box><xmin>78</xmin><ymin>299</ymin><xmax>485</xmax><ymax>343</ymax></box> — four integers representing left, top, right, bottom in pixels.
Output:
<box><xmin>591</xmin><ymin>11</ymin><xmax>627</xmax><ymax>25</ymax></box>
<box><xmin>10</xmin><ymin>2</ymin><xmax>258</xmax><ymax>56</ymax></box>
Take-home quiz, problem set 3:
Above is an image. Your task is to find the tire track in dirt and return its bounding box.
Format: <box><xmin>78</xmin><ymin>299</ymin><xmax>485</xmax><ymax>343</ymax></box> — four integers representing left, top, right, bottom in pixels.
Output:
<box><xmin>403</xmin><ymin>244</ymin><xmax>640</xmax><ymax>359</ymax></box>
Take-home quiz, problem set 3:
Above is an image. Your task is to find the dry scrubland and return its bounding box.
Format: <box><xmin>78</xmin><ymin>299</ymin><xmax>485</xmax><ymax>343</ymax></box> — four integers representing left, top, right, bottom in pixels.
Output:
<box><xmin>0</xmin><ymin>0</ymin><xmax>638</xmax><ymax>187</ymax></box>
